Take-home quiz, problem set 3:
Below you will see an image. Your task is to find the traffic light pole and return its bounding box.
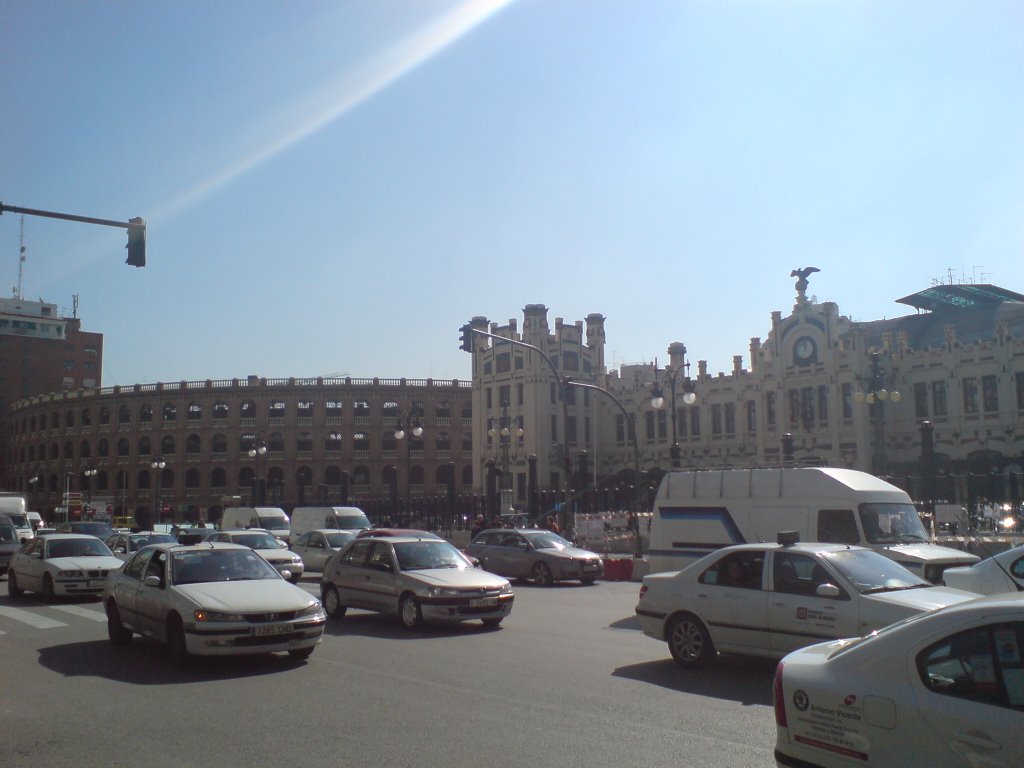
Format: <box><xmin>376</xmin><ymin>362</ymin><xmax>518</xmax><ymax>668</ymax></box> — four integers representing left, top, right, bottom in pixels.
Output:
<box><xmin>0</xmin><ymin>202</ymin><xmax>146</xmax><ymax>267</ymax></box>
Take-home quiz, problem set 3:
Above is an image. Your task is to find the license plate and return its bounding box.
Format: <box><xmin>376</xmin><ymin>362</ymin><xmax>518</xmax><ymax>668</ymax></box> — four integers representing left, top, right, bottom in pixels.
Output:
<box><xmin>469</xmin><ymin>598</ymin><xmax>498</xmax><ymax>608</ymax></box>
<box><xmin>88</xmin><ymin>579</ymin><xmax>105</xmax><ymax>587</ymax></box>
<box><xmin>253</xmin><ymin>624</ymin><xmax>290</xmax><ymax>636</ymax></box>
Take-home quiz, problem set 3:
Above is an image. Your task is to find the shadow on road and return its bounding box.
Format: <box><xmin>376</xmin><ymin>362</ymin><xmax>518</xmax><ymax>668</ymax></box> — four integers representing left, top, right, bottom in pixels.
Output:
<box><xmin>321</xmin><ymin>611</ymin><xmax>504</xmax><ymax>640</ymax></box>
<box><xmin>609</xmin><ymin>614</ymin><xmax>641</xmax><ymax>630</ymax></box>
<box><xmin>37</xmin><ymin>639</ymin><xmax>310</xmax><ymax>684</ymax></box>
<box><xmin>612</xmin><ymin>655</ymin><xmax>776</xmax><ymax>706</ymax></box>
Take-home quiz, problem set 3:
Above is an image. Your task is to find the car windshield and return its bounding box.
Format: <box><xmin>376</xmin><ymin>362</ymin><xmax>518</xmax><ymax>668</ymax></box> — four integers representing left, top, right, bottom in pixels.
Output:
<box><xmin>257</xmin><ymin>516</ymin><xmax>289</xmax><ymax>531</ymax></box>
<box><xmin>129</xmin><ymin>533</ymin><xmax>177</xmax><ymax>551</ymax></box>
<box><xmin>525</xmin><ymin>531</ymin><xmax>573</xmax><ymax>550</ymax></box>
<box><xmin>336</xmin><ymin>515</ymin><xmax>370</xmax><ymax>529</ymax></box>
<box><xmin>231</xmin><ymin>532</ymin><xmax>281</xmax><ymax>549</ymax></box>
<box><xmin>325</xmin><ymin>532</ymin><xmax>355</xmax><ymax>548</ymax></box>
<box><xmin>46</xmin><ymin>538</ymin><xmax>114</xmax><ymax>558</ymax></box>
<box><xmin>69</xmin><ymin>522</ymin><xmax>114</xmax><ymax>537</ymax></box>
<box><xmin>822</xmin><ymin>548</ymin><xmax>930</xmax><ymax>593</ymax></box>
<box><xmin>172</xmin><ymin>549</ymin><xmax>279</xmax><ymax>584</ymax></box>
<box><xmin>858</xmin><ymin>502</ymin><xmax>930</xmax><ymax>544</ymax></box>
<box><xmin>0</xmin><ymin>524</ymin><xmax>18</xmax><ymax>544</ymax></box>
<box><xmin>4</xmin><ymin>513</ymin><xmax>29</xmax><ymax>527</ymax></box>
<box><xmin>394</xmin><ymin>541</ymin><xmax>471</xmax><ymax>571</ymax></box>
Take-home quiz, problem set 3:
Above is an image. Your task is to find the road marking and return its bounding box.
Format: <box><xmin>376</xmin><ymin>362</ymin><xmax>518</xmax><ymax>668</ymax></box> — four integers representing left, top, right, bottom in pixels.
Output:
<box><xmin>0</xmin><ymin>606</ymin><xmax>68</xmax><ymax>629</ymax></box>
<box><xmin>52</xmin><ymin>605</ymin><xmax>107</xmax><ymax>622</ymax></box>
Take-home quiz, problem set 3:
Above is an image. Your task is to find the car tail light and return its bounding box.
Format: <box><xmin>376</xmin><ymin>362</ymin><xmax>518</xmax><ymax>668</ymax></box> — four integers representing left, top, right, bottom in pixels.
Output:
<box><xmin>773</xmin><ymin>662</ymin><xmax>787</xmax><ymax>727</ymax></box>
<box><xmin>638</xmin><ymin>585</ymin><xmax>647</xmax><ymax>599</ymax></box>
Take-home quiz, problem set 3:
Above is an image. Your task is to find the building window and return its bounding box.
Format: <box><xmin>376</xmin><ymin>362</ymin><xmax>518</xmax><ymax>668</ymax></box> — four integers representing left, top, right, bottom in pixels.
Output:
<box><xmin>982</xmin><ymin>375</ymin><xmax>999</xmax><ymax>413</ymax></box>
<box><xmin>657</xmin><ymin>409</ymin><xmax>667</xmax><ymax>439</ymax></box>
<box><xmin>517</xmin><ymin>383</ymin><xmax>524</xmax><ymax>407</ymax></box>
<box><xmin>496</xmin><ymin>353</ymin><xmax>511</xmax><ymax>373</ymax></box>
<box><xmin>690</xmin><ymin>408</ymin><xmax>701</xmax><ymax>437</ymax></box>
<box><xmin>932</xmin><ymin>381</ymin><xmax>948</xmax><ymax>417</ymax></box>
<box><xmin>616</xmin><ymin>414</ymin><xmax>625</xmax><ymax>444</ymax></box>
<box><xmin>644</xmin><ymin>411</ymin><xmax>655</xmax><ymax>441</ymax></box>
<box><xmin>914</xmin><ymin>382</ymin><xmax>929</xmax><ymax>418</ymax></box>
<box><xmin>962</xmin><ymin>377</ymin><xmax>979</xmax><ymax>415</ymax></box>
<box><xmin>515</xmin><ymin>355</ymin><xmax>524</xmax><ymax>370</ymax></box>
<box><xmin>677</xmin><ymin>407</ymin><xmax>688</xmax><ymax>438</ymax></box>
<box><xmin>711</xmin><ymin>404</ymin><xmax>723</xmax><ymax>436</ymax></box>
<box><xmin>746</xmin><ymin>401</ymin><xmax>756</xmax><ymax>433</ymax></box>
<box><xmin>816</xmin><ymin>386</ymin><xmax>828</xmax><ymax>424</ymax></box>
<box><xmin>562</xmin><ymin>351</ymin><xmax>579</xmax><ymax>371</ymax></box>
<box><xmin>767</xmin><ymin>392</ymin><xmax>777</xmax><ymax>426</ymax></box>
<box><xmin>64</xmin><ymin>359</ymin><xmax>75</xmax><ymax>370</ymax></box>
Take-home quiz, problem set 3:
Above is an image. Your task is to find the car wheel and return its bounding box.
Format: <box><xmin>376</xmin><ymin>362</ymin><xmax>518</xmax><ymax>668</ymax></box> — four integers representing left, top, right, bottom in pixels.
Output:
<box><xmin>42</xmin><ymin>573</ymin><xmax>56</xmax><ymax>602</ymax></box>
<box><xmin>7</xmin><ymin>570</ymin><xmax>23</xmax><ymax>597</ymax></box>
<box><xmin>321</xmin><ymin>584</ymin><xmax>347</xmax><ymax>619</ymax></box>
<box><xmin>106</xmin><ymin>601</ymin><xmax>133</xmax><ymax>646</ymax></box>
<box><xmin>531</xmin><ymin>562</ymin><xmax>554</xmax><ymax>586</ymax></box>
<box><xmin>399</xmin><ymin>594</ymin><xmax>422</xmax><ymax>629</ymax></box>
<box><xmin>581</xmin><ymin>577</ymin><xmax>596</xmax><ymax>585</ymax></box>
<box><xmin>666</xmin><ymin>613</ymin><xmax>715</xmax><ymax>667</ymax></box>
<box><xmin>288</xmin><ymin>575</ymin><xmax>302</xmax><ymax>584</ymax></box>
<box><xmin>481</xmin><ymin>617</ymin><xmax>503</xmax><ymax>629</ymax></box>
<box><xmin>288</xmin><ymin>648</ymin><xmax>314</xmax><ymax>661</ymax></box>
<box><xmin>167</xmin><ymin>614</ymin><xmax>189</xmax><ymax>664</ymax></box>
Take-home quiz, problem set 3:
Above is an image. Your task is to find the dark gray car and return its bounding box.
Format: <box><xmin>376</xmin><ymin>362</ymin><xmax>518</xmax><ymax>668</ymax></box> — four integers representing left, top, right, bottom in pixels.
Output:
<box><xmin>464</xmin><ymin>529</ymin><xmax>604</xmax><ymax>585</ymax></box>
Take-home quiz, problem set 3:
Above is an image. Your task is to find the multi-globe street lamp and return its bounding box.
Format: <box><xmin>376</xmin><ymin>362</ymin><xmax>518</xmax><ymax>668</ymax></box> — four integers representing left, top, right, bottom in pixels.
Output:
<box><xmin>855</xmin><ymin>350</ymin><xmax>902</xmax><ymax>476</ymax></box>
<box><xmin>248</xmin><ymin>434</ymin><xmax>267</xmax><ymax>506</ymax></box>
<box><xmin>393</xmin><ymin>405</ymin><xmax>424</xmax><ymax>523</ymax></box>
<box><xmin>151</xmin><ymin>455</ymin><xmax>166</xmax><ymax>528</ymax></box>
<box><xmin>82</xmin><ymin>465</ymin><xmax>98</xmax><ymax>515</ymax></box>
<box><xmin>487</xmin><ymin>399</ymin><xmax>523</xmax><ymax>515</ymax></box>
<box><xmin>650</xmin><ymin>351</ymin><xmax>697</xmax><ymax>469</ymax></box>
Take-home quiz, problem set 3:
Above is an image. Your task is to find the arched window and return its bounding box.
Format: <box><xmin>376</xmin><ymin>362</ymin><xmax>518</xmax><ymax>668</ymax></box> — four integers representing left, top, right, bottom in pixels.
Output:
<box><xmin>65</xmin><ymin>409</ymin><xmax>75</xmax><ymax>428</ymax></box>
<box><xmin>381</xmin><ymin>430</ymin><xmax>397</xmax><ymax>453</ymax></box>
<box><xmin>325</xmin><ymin>432</ymin><xmax>342</xmax><ymax>453</ymax></box>
<box><xmin>81</xmin><ymin>407</ymin><xmax>91</xmax><ymax>426</ymax></box>
<box><xmin>213</xmin><ymin>401</ymin><xmax>229</xmax><ymax>421</ymax></box>
<box><xmin>435</xmin><ymin>431</ymin><xmax>451</xmax><ymax>451</ymax></box>
<box><xmin>295</xmin><ymin>466</ymin><xmax>313</xmax><ymax>487</ymax></box>
<box><xmin>352</xmin><ymin>432</ymin><xmax>369</xmax><ymax>452</ymax></box>
<box><xmin>52</xmin><ymin>411</ymin><xmax>61</xmax><ymax>429</ymax></box>
<box><xmin>139</xmin><ymin>403</ymin><xmax>153</xmax><ymax>422</ymax></box>
<box><xmin>49</xmin><ymin>442</ymin><xmax>59</xmax><ymax>460</ymax></box>
<box><xmin>99</xmin><ymin>406</ymin><xmax>110</xmax><ymax>425</ymax></box>
<box><xmin>138</xmin><ymin>436</ymin><xmax>152</xmax><ymax>456</ymax></box>
<box><xmin>353</xmin><ymin>466</ymin><xmax>369</xmax><ymax>486</ymax></box>
<box><xmin>269</xmin><ymin>400</ymin><xmax>285</xmax><ymax>418</ymax></box>
<box><xmin>185</xmin><ymin>468</ymin><xmax>201</xmax><ymax>489</ymax></box>
<box><xmin>297</xmin><ymin>432</ymin><xmax>313</xmax><ymax>452</ymax></box>
<box><xmin>98</xmin><ymin>438</ymin><xmax>109</xmax><ymax>458</ymax></box>
<box><xmin>268</xmin><ymin>432</ymin><xmax>285</xmax><ymax>452</ymax></box>
<box><xmin>188</xmin><ymin>402</ymin><xmax>202</xmax><ymax>422</ymax></box>
<box><xmin>239</xmin><ymin>467</ymin><xmax>255</xmax><ymax>487</ymax></box>
<box><xmin>211</xmin><ymin>433</ymin><xmax>228</xmax><ymax>454</ymax></box>
<box><xmin>410</xmin><ymin>466</ymin><xmax>425</xmax><ymax>484</ymax></box>
<box><xmin>461</xmin><ymin>466</ymin><xmax>473</xmax><ymax>485</ymax></box>
<box><xmin>63</xmin><ymin>441</ymin><xmax>74</xmax><ymax>460</ymax></box>
<box><xmin>79</xmin><ymin>440</ymin><xmax>91</xmax><ymax>458</ymax></box>
<box><xmin>324</xmin><ymin>466</ymin><xmax>342</xmax><ymax>484</ymax></box>
<box><xmin>325</xmin><ymin>400</ymin><xmax>342</xmax><ymax>419</ymax></box>
<box><xmin>95</xmin><ymin>471</ymin><xmax>109</xmax><ymax>491</ymax></box>
<box><xmin>162</xmin><ymin>402</ymin><xmax>177</xmax><ymax>422</ymax></box>
<box><xmin>382</xmin><ymin>401</ymin><xmax>400</xmax><ymax>421</ymax></box>
<box><xmin>436</xmin><ymin>400</ymin><xmax>451</xmax><ymax>419</ymax></box>
<box><xmin>186</xmin><ymin>434</ymin><xmax>201</xmax><ymax>455</ymax></box>
<box><xmin>160</xmin><ymin>435</ymin><xmax>175</xmax><ymax>454</ymax></box>
<box><xmin>240</xmin><ymin>400</ymin><xmax>256</xmax><ymax>419</ymax></box>
<box><xmin>137</xmin><ymin>469</ymin><xmax>151</xmax><ymax>489</ymax></box>
<box><xmin>462</xmin><ymin>432</ymin><xmax>472</xmax><ymax>452</ymax></box>
<box><xmin>117</xmin><ymin>438</ymin><xmax>130</xmax><ymax>457</ymax></box>
<box><xmin>297</xmin><ymin>400</ymin><xmax>313</xmax><ymax>419</ymax></box>
<box><xmin>210</xmin><ymin>467</ymin><xmax>227</xmax><ymax>489</ymax></box>
<box><xmin>118</xmin><ymin>405</ymin><xmax>130</xmax><ymax>424</ymax></box>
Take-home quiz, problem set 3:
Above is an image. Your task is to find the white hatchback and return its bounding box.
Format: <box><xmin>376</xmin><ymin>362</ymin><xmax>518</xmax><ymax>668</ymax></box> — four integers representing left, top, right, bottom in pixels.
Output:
<box><xmin>773</xmin><ymin>594</ymin><xmax>1024</xmax><ymax>768</ymax></box>
<box><xmin>7</xmin><ymin>533</ymin><xmax>123</xmax><ymax>600</ymax></box>
<box><xmin>635</xmin><ymin>541</ymin><xmax>978</xmax><ymax>667</ymax></box>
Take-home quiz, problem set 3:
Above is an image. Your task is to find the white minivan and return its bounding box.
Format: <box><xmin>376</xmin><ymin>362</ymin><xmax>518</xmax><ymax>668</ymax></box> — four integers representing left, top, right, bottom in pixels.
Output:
<box><xmin>649</xmin><ymin>467</ymin><xmax>978</xmax><ymax>583</ymax></box>
<box><xmin>220</xmin><ymin>506</ymin><xmax>291</xmax><ymax>542</ymax></box>
<box><xmin>288</xmin><ymin>506</ymin><xmax>370</xmax><ymax>545</ymax></box>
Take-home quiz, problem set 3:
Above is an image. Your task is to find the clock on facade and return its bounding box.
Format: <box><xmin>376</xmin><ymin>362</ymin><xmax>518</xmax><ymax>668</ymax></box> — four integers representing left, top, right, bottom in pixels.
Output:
<box><xmin>794</xmin><ymin>337</ymin><xmax>816</xmax><ymax>364</ymax></box>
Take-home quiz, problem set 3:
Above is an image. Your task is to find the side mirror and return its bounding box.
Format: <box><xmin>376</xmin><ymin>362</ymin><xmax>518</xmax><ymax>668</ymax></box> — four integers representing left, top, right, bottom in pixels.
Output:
<box><xmin>816</xmin><ymin>583</ymin><xmax>841</xmax><ymax>598</ymax></box>
<box><xmin>279</xmin><ymin>569</ymin><xmax>292</xmax><ymax>581</ymax></box>
<box><xmin>466</xmin><ymin>556</ymin><xmax>480</xmax><ymax>568</ymax></box>
<box><xmin>144</xmin><ymin>575</ymin><xmax>161</xmax><ymax>588</ymax></box>
<box><xmin>115</xmin><ymin>547</ymin><xmax>126</xmax><ymax>554</ymax></box>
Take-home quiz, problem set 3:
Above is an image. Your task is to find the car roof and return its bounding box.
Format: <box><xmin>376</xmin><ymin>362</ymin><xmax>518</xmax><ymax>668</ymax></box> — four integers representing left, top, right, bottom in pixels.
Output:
<box><xmin>144</xmin><ymin>541</ymin><xmax>250</xmax><ymax>554</ymax></box>
<box><xmin>355</xmin><ymin>535</ymin><xmax>447</xmax><ymax>544</ymax></box>
<box><xmin>218</xmin><ymin>528</ymin><xmax>270</xmax><ymax>534</ymax></box>
<box><xmin>42</xmin><ymin>533</ymin><xmax>107</xmax><ymax>541</ymax></box>
<box><xmin>711</xmin><ymin>542</ymin><xmax>871</xmax><ymax>555</ymax></box>
<box><xmin>356</xmin><ymin>528</ymin><xmax>441</xmax><ymax>538</ymax></box>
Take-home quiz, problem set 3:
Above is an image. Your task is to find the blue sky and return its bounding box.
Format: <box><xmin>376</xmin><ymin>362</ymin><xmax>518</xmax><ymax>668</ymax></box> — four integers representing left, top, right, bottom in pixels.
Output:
<box><xmin>3</xmin><ymin>0</ymin><xmax>1022</xmax><ymax>387</ymax></box>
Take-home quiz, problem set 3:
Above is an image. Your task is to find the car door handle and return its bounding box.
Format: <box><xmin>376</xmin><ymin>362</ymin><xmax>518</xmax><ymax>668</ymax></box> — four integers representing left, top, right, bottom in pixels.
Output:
<box><xmin>954</xmin><ymin>730</ymin><xmax>1001</xmax><ymax>752</ymax></box>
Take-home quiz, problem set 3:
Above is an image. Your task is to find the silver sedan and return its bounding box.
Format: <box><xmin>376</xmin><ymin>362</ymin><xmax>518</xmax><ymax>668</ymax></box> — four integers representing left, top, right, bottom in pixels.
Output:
<box><xmin>320</xmin><ymin>536</ymin><xmax>514</xmax><ymax>629</ymax></box>
<box><xmin>291</xmin><ymin>529</ymin><xmax>356</xmax><ymax>572</ymax></box>
<box><xmin>464</xmin><ymin>528</ymin><xmax>604</xmax><ymax>585</ymax></box>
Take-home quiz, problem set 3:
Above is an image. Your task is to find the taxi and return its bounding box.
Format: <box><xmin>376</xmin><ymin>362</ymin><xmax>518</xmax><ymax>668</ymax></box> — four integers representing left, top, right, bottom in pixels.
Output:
<box><xmin>635</xmin><ymin>537</ymin><xmax>978</xmax><ymax>667</ymax></box>
<box><xmin>774</xmin><ymin>594</ymin><xmax>1024</xmax><ymax>767</ymax></box>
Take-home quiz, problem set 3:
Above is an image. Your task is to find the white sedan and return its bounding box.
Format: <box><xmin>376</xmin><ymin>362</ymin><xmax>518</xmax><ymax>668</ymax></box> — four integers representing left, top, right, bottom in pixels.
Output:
<box><xmin>291</xmin><ymin>529</ymin><xmax>356</xmax><ymax>572</ymax></box>
<box><xmin>7</xmin><ymin>534</ymin><xmax>124</xmax><ymax>600</ymax></box>
<box><xmin>774</xmin><ymin>594</ymin><xmax>1024</xmax><ymax>768</ymax></box>
<box><xmin>942</xmin><ymin>544</ymin><xmax>1024</xmax><ymax>595</ymax></box>
<box><xmin>209</xmin><ymin>529</ymin><xmax>305</xmax><ymax>582</ymax></box>
<box><xmin>635</xmin><ymin>542</ymin><xmax>978</xmax><ymax>667</ymax></box>
<box><xmin>102</xmin><ymin>542</ymin><xmax>326</xmax><ymax>662</ymax></box>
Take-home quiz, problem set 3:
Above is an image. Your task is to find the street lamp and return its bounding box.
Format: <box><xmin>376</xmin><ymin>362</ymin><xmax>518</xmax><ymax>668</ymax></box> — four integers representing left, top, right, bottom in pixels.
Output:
<box><xmin>855</xmin><ymin>350</ymin><xmax>902</xmax><ymax>476</ymax></box>
<box><xmin>247</xmin><ymin>434</ymin><xmax>267</xmax><ymax>505</ymax></box>
<box><xmin>151</xmin><ymin>455</ymin><xmax>166</xmax><ymax>529</ymax></box>
<box><xmin>487</xmin><ymin>400</ymin><xmax>523</xmax><ymax>516</ymax></box>
<box><xmin>82</xmin><ymin>466</ymin><xmax>98</xmax><ymax>515</ymax></box>
<box><xmin>650</xmin><ymin>352</ymin><xmax>697</xmax><ymax>469</ymax></box>
<box><xmin>394</xmin><ymin>405</ymin><xmax>424</xmax><ymax>525</ymax></box>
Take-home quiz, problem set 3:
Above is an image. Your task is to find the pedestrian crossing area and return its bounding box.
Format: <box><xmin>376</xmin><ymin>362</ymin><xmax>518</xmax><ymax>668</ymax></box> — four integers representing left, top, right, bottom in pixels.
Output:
<box><xmin>0</xmin><ymin>602</ymin><xmax>107</xmax><ymax>633</ymax></box>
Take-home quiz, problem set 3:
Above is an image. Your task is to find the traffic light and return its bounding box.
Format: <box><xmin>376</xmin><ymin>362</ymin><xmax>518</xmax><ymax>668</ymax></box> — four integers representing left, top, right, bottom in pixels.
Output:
<box><xmin>125</xmin><ymin>217</ymin><xmax>146</xmax><ymax>267</ymax></box>
<box><xmin>459</xmin><ymin>324</ymin><xmax>473</xmax><ymax>353</ymax></box>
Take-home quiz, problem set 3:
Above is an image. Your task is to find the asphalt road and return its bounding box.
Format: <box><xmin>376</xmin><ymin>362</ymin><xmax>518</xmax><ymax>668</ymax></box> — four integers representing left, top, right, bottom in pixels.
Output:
<box><xmin>0</xmin><ymin>577</ymin><xmax>777</xmax><ymax>768</ymax></box>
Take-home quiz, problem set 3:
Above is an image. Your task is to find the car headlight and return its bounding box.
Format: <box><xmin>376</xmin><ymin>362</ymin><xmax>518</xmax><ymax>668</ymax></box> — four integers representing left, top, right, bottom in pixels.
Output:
<box><xmin>58</xmin><ymin>569</ymin><xmax>84</xmax><ymax>577</ymax></box>
<box><xmin>291</xmin><ymin>557</ymin><xmax>303</xmax><ymax>565</ymax></box>
<box><xmin>428</xmin><ymin>587</ymin><xmax>461</xmax><ymax>598</ymax></box>
<box><xmin>297</xmin><ymin>602</ymin><xmax>324</xmax><ymax>618</ymax></box>
<box><xmin>499</xmin><ymin>583</ymin><xmax>513</xmax><ymax>595</ymax></box>
<box><xmin>194</xmin><ymin>610</ymin><xmax>246</xmax><ymax>622</ymax></box>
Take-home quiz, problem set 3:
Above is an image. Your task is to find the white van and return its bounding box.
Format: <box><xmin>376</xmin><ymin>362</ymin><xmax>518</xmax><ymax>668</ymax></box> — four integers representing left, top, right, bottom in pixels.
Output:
<box><xmin>220</xmin><ymin>506</ymin><xmax>290</xmax><ymax>542</ymax></box>
<box><xmin>288</xmin><ymin>506</ymin><xmax>370</xmax><ymax>545</ymax></box>
<box><xmin>27</xmin><ymin>511</ymin><xmax>44</xmax><ymax>531</ymax></box>
<box><xmin>649</xmin><ymin>467</ymin><xmax>978</xmax><ymax>583</ymax></box>
<box><xmin>0</xmin><ymin>494</ymin><xmax>33</xmax><ymax>542</ymax></box>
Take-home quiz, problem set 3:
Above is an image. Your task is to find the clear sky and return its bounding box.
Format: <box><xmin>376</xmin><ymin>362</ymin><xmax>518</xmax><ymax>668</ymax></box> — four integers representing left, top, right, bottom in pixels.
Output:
<box><xmin>3</xmin><ymin>0</ymin><xmax>1022</xmax><ymax>387</ymax></box>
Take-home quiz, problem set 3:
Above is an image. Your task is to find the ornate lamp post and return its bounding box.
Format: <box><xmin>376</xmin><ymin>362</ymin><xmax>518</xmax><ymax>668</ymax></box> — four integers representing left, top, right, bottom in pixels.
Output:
<box><xmin>151</xmin><ymin>456</ymin><xmax>166</xmax><ymax>528</ymax></box>
<box><xmin>82</xmin><ymin>465</ymin><xmax>98</xmax><ymax>515</ymax></box>
<box><xmin>247</xmin><ymin>434</ymin><xmax>267</xmax><ymax>505</ymax></box>
<box><xmin>650</xmin><ymin>350</ymin><xmax>697</xmax><ymax>469</ymax></box>
<box><xmin>487</xmin><ymin>399</ymin><xmax>523</xmax><ymax>516</ymax></box>
<box><xmin>855</xmin><ymin>350</ymin><xmax>902</xmax><ymax>476</ymax></box>
<box><xmin>394</xmin><ymin>405</ymin><xmax>424</xmax><ymax>525</ymax></box>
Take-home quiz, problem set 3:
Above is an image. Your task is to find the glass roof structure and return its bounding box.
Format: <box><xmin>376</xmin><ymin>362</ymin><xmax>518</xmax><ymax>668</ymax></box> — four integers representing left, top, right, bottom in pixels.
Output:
<box><xmin>896</xmin><ymin>284</ymin><xmax>1024</xmax><ymax>312</ymax></box>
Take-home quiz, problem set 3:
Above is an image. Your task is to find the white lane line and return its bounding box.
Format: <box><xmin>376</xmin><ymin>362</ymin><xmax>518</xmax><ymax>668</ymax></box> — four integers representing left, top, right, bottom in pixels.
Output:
<box><xmin>0</xmin><ymin>606</ymin><xmax>68</xmax><ymax>629</ymax></box>
<box><xmin>52</xmin><ymin>605</ymin><xmax>107</xmax><ymax>622</ymax></box>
